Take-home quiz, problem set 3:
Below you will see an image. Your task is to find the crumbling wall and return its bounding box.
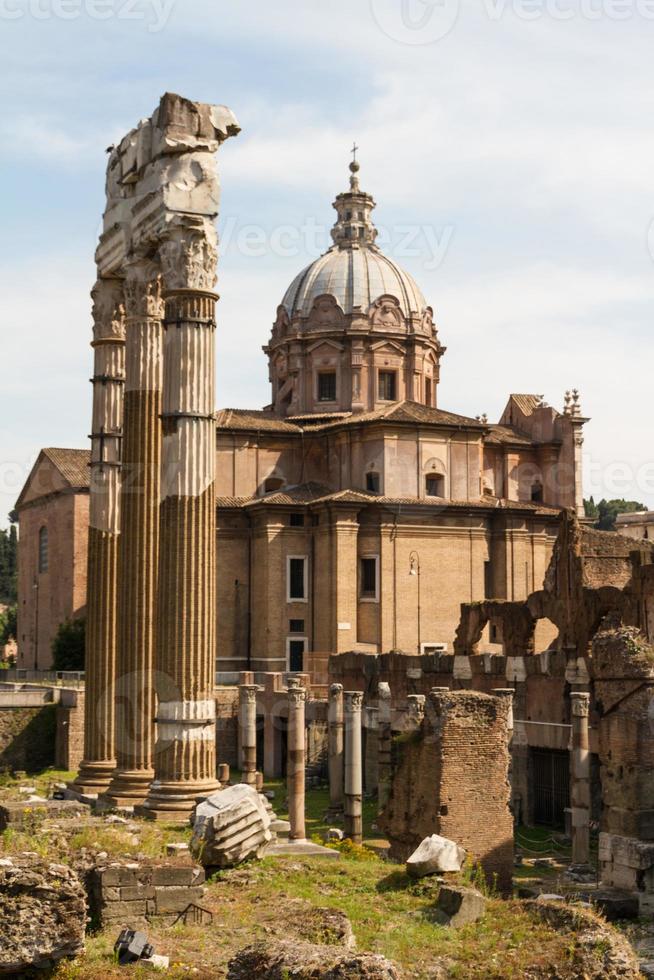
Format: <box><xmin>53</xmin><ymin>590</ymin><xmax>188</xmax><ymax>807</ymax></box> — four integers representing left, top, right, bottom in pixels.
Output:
<box><xmin>378</xmin><ymin>690</ymin><xmax>513</xmax><ymax>893</ymax></box>
<box><xmin>0</xmin><ymin>705</ymin><xmax>56</xmax><ymax>772</ymax></box>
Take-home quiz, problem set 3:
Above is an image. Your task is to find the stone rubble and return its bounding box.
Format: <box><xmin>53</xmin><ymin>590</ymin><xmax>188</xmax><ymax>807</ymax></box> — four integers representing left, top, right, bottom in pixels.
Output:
<box><xmin>227</xmin><ymin>940</ymin><xmax>402</xmax><ymax>979</ymax></box>
<box><xmin>406</xmin><ymin>834</ymin><xmax>466</xmax><ymax>878</ymax></box>
<box><xmin>432</xmin><ymin>885</ymin><xmax>487</xmax><ymax>928</ymax></box>
<box><xmin>0</xmin><ymin>857</ymin><xmax>86</xmax><ymax>975</ymax></box>
<box><xmin>190</xmin><ymin>783</ymin><xmax>272</xmax><ymax>869</ymax></box>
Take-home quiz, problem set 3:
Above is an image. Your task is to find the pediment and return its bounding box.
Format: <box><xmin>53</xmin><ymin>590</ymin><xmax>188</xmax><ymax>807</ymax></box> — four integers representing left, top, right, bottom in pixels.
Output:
<box><xmin>307</xmin><ymin>338</ymin><xmax>344</xmax><ymax>355</ymax></box>
<box><xmin>369</xmin><ymin>339</ymin><xmax>406</xmax><ymax>356</ymax></box>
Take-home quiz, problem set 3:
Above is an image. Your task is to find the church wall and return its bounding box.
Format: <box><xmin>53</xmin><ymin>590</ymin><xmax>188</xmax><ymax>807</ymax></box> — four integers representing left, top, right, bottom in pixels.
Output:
<box><xmin>216</xmin><ymin>513</ymin><xmax>250</xmax><ymax>671</ymax></box>
<box><xmin>17</xmin><ymin>491</ymin><xmax>88</xmax><ymax>670</ymax></box>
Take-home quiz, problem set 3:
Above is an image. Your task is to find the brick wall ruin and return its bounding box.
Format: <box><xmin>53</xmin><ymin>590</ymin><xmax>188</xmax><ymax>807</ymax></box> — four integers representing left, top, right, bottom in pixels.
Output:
<box><xmin>378</xmin><ymin>690</ymin><xmax>513</xmax><ymax>894</ymax></box>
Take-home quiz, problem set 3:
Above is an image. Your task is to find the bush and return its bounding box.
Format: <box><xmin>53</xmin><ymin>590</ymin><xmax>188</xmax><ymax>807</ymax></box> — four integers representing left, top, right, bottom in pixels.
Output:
<box><xmin>51</xmin><ymin>618</ymin><xmax>85</xmax><ymax>670</ymax></box>
<box><xmin>0</xmin><ymin>605</ymin><xmax>16</xmax><ymax>646</ymax></box>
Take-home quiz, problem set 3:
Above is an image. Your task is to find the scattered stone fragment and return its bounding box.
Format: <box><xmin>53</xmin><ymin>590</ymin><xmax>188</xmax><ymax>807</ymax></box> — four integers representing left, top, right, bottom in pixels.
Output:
<box><xmin>227</xmin><ymin>940</ymin><xmax>401</xmax><ymax>979</ymax></box>
<box><xmin>0</xmin><ymin>856</ymin><xmax>86</xmax><ymax>975</ymax></box>
<box><xmin>142</xmin><ymin>953</ymin><xmax>170</xmax><ymax>971</ymax></box>
<box><xmin>190</xmin><ymin>784</ymin><xmax>272</xmax><ymax>869</ymax></box>
<box><xmin>432</xmin><ymin>885</ymin><xmax>486</xmax><ymax>927</ymax></box>
<box><xmin>536</xmin><ymin>893</ymin><xmax>565</xmax><ymax>902</ymax></box>
<box><xmin>166</xmin><ymin>842</ymin><xmax>189</xmax><ymax>856</ymax></box>
<box><xmin>327</xmin><ymin>828</ymin><xmax>345</xmax><ymax>842</ymax></box>
<box><xmin>406</xmin><ymin>835</ymin><xmax>466</xmax><ymax>878</ymax></box>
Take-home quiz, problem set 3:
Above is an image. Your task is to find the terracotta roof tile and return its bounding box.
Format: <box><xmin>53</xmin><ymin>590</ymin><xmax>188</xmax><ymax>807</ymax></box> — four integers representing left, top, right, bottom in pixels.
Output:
<box><xmin>215</xmin><ymin>409</ymin><xmax>301</xmax><ymax>433</ymax></box>
<box><xmin>42</xmin><ymin>448</ymin><xmax>90</xmax><ymax>488</ymax></box>
<box><xmin>484</xmin><ymin>425</ymin><xmax>533</xmax><ymax>447</ymax></box>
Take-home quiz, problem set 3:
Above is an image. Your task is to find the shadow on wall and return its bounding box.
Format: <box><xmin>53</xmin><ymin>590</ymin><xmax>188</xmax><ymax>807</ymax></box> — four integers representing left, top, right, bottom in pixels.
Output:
<box><xmin>0</xmin><ymin>705</ymin><xmax>57</xmax><ymax>772</ymax></box>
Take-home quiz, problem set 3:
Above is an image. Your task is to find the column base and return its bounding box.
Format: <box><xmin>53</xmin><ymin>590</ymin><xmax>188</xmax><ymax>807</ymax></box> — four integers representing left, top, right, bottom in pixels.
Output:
<box><xmin>137</xmin><ymin>777</ymin><xmax>221</xmax><ymax>821</ymax></box>
<box><xmin>70</xmin><ymin>759</ymin><xmax>116</xmax><ymax>797</ymax></box>
<box><xmin>101</xmin><ymin>768</ymin><xmax>155</xmax><ymax>808</ymax></box>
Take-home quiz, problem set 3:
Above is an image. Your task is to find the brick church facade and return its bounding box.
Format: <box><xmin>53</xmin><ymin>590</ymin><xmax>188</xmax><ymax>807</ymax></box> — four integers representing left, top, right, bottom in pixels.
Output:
<box><xmin>15</xmin><ymin>159</ymin><xmax>587</xmax><ymax>673</ymax></box>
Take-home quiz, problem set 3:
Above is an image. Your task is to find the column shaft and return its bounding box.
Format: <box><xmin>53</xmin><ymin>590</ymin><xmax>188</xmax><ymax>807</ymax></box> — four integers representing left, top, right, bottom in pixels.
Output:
<box><xmin>141</xmin><ymin>287</ymin><xmax>219</xmax><ymax>817</ymax></box>
<box><xmin>344</xmin><ymin>691</ymin><xmax>363</xmax><ymax>844</ymax></box>
<box><xmin>104</xmin><ymin>273</ymin><xmax>163</xmax><ymax>806</ymax></box>
<box><xmin>240</xmin><ymin>684</ymin><xmax>258</xmax><ymax>786</ymax></box>
<box><xmin>571</xmin><ymin>692</ymin><xmax>591</xmax><ymax>866</ymax></box>
<box><xmin>287</xmin><ymin>684</ymin><xmax>306</xmax><ymax>841</ymax></box>
<box><xmin>377</xmin><ymin>682</ymin><xmax>392</xmax><ymax>815</ymax></box>
<box><xmin>74</xmin><ymin>279</ymin><xmax>125</xmax><ymax>795</ymax></box>
<box><xmin>328</xmin><ymin>683</ymin><xmax>344</xmax><ymax>815</ymax></box>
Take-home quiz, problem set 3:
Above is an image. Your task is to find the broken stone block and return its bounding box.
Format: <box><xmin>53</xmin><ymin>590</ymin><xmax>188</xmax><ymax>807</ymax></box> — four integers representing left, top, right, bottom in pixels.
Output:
<box><xmin>406</xmin><ymin>834</ymin><xmax>466</xmax><ymax>878</ymax></box>
<box><xmin>432</xmin><ymin>885</ymin><xmax>487</xmax><ymax>927</ymax></box>
<box><xmin>0</xmin><ymin>857</ymin><xmax>86</xmax><ymax>974</ymax></box>
<box><xmin>190</xmin><ymin>784</ymin><xmax>272</xmax><ymax>869</ymax></box>
<box><xmin>227</xmin><ymin>940</ymin><xmax>401</xmax><ymax>979</ymax></box>
<box><xmin>328</xmin><ymin>828</ymin><xmax>345</xmax><ymax>842</ymax></box>
<box><xmin>142</xmin><ymin>953</ymin><xmax>170</xmax><ymax>971</ymax></box>
<box><xmin>593</xmin><ymin>889</ymin><xmax>640</xmax><ymax>921</ymax></box>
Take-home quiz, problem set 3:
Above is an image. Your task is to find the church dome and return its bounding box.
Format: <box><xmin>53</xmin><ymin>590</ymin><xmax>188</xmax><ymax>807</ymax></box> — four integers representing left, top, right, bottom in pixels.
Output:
<box><xmin>281</xmin><ymin>246</ymin><xmax>427</xmax><ymax>318</ymax></box>
<box><xmin>265</xmin><ymin>154</ymin><xmax>444</xmax><ymax>418</ymax></box>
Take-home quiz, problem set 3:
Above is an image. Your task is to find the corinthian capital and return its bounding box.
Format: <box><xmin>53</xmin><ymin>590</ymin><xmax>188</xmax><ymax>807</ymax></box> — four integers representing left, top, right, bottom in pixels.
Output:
<box><xmin>159</xmin><ymin>220</ymin><xmax>218</xmax><ymax>292</ymax></box>
<box><xmin>345</xmin><ymin>691</ymin><xmax>363</xmax><ymax>711</ymax></box>
<box><xmin>91</xmin><ymin>278</ymin><xmax>125</xmax><ymax>343</ymax></box>
<box><xmin>288</xmin><ymin>687</ymin><xmax>307</xmax><ymax>706</ymax></box>
<box><xmin>123</xmin><ymin>261</ymin><xmax>164</xmax><ymax>320</ymax></box>
<box><xmin>239</xmin><ymin>684</ymin><xmax>258</xmax><ymax>705</ymax></box>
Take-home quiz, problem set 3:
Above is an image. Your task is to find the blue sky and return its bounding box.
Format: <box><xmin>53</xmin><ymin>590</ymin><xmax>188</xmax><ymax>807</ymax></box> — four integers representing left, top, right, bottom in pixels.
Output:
<box><xmin>2</xmin><ymin>0</ymin><xmax>654</xmax><ymax>523</ymax></box>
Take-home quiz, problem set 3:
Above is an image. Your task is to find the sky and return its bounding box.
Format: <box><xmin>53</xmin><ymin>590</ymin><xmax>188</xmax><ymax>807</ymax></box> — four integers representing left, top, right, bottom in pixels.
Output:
<box><xmin>1</xmin><ymin>0</ymin><xmax>654</xmax><ymax>524</ymax></box>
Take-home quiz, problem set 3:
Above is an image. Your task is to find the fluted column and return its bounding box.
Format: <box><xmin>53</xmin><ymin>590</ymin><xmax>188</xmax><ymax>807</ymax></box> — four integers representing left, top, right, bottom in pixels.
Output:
<box><xmin>344</xmin><ymin>691</ymin><xmax>363</xmax><ymax>844</ymax></box>
<box><xmin>287</xmin><ymin>680</ymin><xmax>306</xmax><ymax>841</ymax></box>
<box><xmin>327</xmin><ymin>683</ymin><xmax>344</xmax><ymax>817</ymax></box>
<box><xmin>73</xmin><ymin>278</ymin><xmax>125</xmax><ymax>795</ymax></box>
<box><xmin>103</xmin><ymin>265</ymin><xmax>163</xmax><ymax>806</ymax></box>
<box><xmin>239</xmin><ymin>684</ymin><xmax>258</xmax><ymax>786</ymax></box>
<box><xmin>570</xmin><ymin>692</ymin><xmax>591</xmax><ymax>866</ymax></box>
<box><xmin>141</xmin><ymin>226</ymin><xmax>220</xmax><ymax>817</ymax></box>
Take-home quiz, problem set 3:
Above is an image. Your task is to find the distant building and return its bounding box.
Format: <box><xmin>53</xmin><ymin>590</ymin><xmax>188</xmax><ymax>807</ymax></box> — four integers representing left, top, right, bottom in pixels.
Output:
<box><xmin>15</xmin><ymin>448</ymin><xmax>89</xmax><ymax>669</ymax></box>
<box><xmin>15</xmin><ymin>161</ymin><xmax>588</xmax><ymax>675</ymax></box>
<box><xmin>615</xmin><ymin>511</ymin><xmax>654</xmax><ymax>541</ymax></box>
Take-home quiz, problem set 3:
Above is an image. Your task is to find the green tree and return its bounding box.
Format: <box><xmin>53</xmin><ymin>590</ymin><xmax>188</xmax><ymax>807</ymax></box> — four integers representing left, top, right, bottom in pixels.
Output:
<box><xmin>583</xmin><ymin>497</ymin><xmax>646</xmax><ymax>532</ymax></box>
<box><xmin>0</xmin><ymin>605</ymin><xmax>17</xmax><ymax>647</ymax></box>
<box><xmin>51</xmin><ymin>618</ymin><xmax>85</xmax><ymax>671</ymax></box>
<box><xmin>0</xmin><ymin>524</ymin><xmax>17</xmax><ymax>604</ymax></box>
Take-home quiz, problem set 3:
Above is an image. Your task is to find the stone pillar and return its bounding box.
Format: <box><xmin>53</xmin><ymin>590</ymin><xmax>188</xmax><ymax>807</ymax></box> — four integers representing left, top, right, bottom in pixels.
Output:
<box><xmin>287</xmin><ymin>681</ymin><xmax>306</xmax><ymax>841</ymax></box>
<box><xmin>493</xmin><ymin>688</ymin><xmax>515</xmax><ymax>815</ymax></box>
<box><xmin>344</xmin><ymin>691</ymin><xmax>363</xmax><ymax>844</ymax></box>
<box><xmin>377</xmin><ymin>682</ymin><xmax>392</xmax><ymax>815</ymax></box>
<box><xmin>73</xmin><ymin>278</ymin><xmax>125</xmax><ymax>795</ymax></box>
<box><xmin>141</xmin><ymin>226</ymin><xmax>221</xmax><ymax>818</ymax></box>
<box><xmin>239</xmin><ymin>684</ymin><xmax>258</xmax><ymax>786</ymax></box>
<box><xmin>570</xmin><ymin>691</ymin><xmax>591</xmax><ymax>867</ymax></box>
<box><xmin>104</xmin><ymin>265</ymin><xmax>163</xmax><ymax>807</ymax></box>
<box><xmin>327</xmin><ymin>683</ymin><xmax>344</xmax><ymax>817</ymax></box>
<box><xmin>406</xmin><ymin>694</ymin><xmax>426</xmax><ymax>728</ymax></box>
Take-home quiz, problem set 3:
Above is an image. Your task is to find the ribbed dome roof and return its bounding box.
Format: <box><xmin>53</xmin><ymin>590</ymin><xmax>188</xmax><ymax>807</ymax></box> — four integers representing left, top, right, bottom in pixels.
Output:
<box><xmin>281</xmin><ymin>246</ymin><xmax>427</xmax><ymax>318</ymax></box>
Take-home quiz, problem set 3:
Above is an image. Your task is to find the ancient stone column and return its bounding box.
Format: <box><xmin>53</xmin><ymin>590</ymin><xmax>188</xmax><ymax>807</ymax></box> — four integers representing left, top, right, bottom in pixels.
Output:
<box><xmin>103</xmin><ymin>264</ymin><xmax>163</xmax><ymax>807</ymax></box>
<box><xmin>327</xmin><ymin>683</ymin><xmax>344</xmax><ymax>817</ymax></box>
<box><xmin>73</xmin><ymin>279</ymin><xmax>125</xmax><ymax>796</ymax></box>
<box><xmin>287</xmin><ymin>682</ymin><xmax>307</xmax><ymax>841</ymax></box>
<box><xmin>493</xmin><ymin>688</ymin><xmax>515</xmax><ymax>813</ymax></box>
<box><xmin>239</xmin><ymin>684</ymin><xmax>258</xmax><ymax>786</ymax></box>
<box><xmin>406</xmin><ymin>694</ymin><xmax>426</xmax><ymax>728</ymax></box>
<box><xmin>377</xmin><ymin>682</ymin><xmax>392</xmax><ymax>815</ymax></box>
<box><xmin>344</xmin><ymin>691</ymin><xmax>363</xmax><ymax>844</ymax></box>
<box><xmin>570</xmin><ymin>691</ymin><xmax>591</xmax><ymax>866</ymax></box>
<box><xmin>140</xmin><ymin>226</ymin><xmax>221</xmax><ymax>817</ymax></box>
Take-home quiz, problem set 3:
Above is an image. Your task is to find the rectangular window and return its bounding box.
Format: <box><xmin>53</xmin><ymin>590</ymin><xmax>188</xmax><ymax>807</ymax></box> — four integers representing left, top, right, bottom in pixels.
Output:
<box><xmin>289</xmin><ymin>513</ymin><xmax>304</xmax><ymax>527</ymax></box>
<box><xmin>425</xmin><ymin>378</ymin><xmax>432</xmax><ymax>407</ymax></box>
<box><xmin>359</xmin><ymin>555</ymin><xmax>379</xmax><ymax>601</ymax></box>
<box><xmin>287</xmin><ymin>637</ymin><xmax>307</xmax><ymax>672</ymax></box>
<box><xmin>318</xmin><ymin>371</ymin><xmax>337</xmax><ymax>402</ymax></box>
<box><xmin>287</xmin><ymin>556</ymin><xmax>308</xmax><ymax>602</ymax></box>
<box><xmin>38</xmin><ymin>527</ymin><xmax>49</xmax><ymax>574</ymax></box>
<box><xmin>378</xmin><ymin>370</ymin><xmax>397</xmax><ymax>402</ymax></box>
<box><xmin>365</xmin><ymin>471</ymin><xmax>381</xmax><ymax>494</ymax></box>
<box><xmin>289</xmin><ymin>619</ymin><xmax>305</xmax><ymax>633</ymax></box>
<box><xmin>425</xmin><ymin>474</ymin><xmax>445</xmax><ymax>498</ymax></box>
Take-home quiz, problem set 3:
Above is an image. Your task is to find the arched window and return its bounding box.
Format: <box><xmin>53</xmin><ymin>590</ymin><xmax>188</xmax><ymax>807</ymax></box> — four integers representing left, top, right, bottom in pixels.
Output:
<box><xmin>531</xmin><ymin>482</ymin><xmax>544</xmax><ymax>503</ymax></box>
<box><xmin>264</xmin><ymin>477</ymin><xmax>284</xmax><ymax>494</ymax></box>
<box><xmin>38</xmin><ymin>526</ymin><xmax>49</xmax><ymax>573</ymax></box>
